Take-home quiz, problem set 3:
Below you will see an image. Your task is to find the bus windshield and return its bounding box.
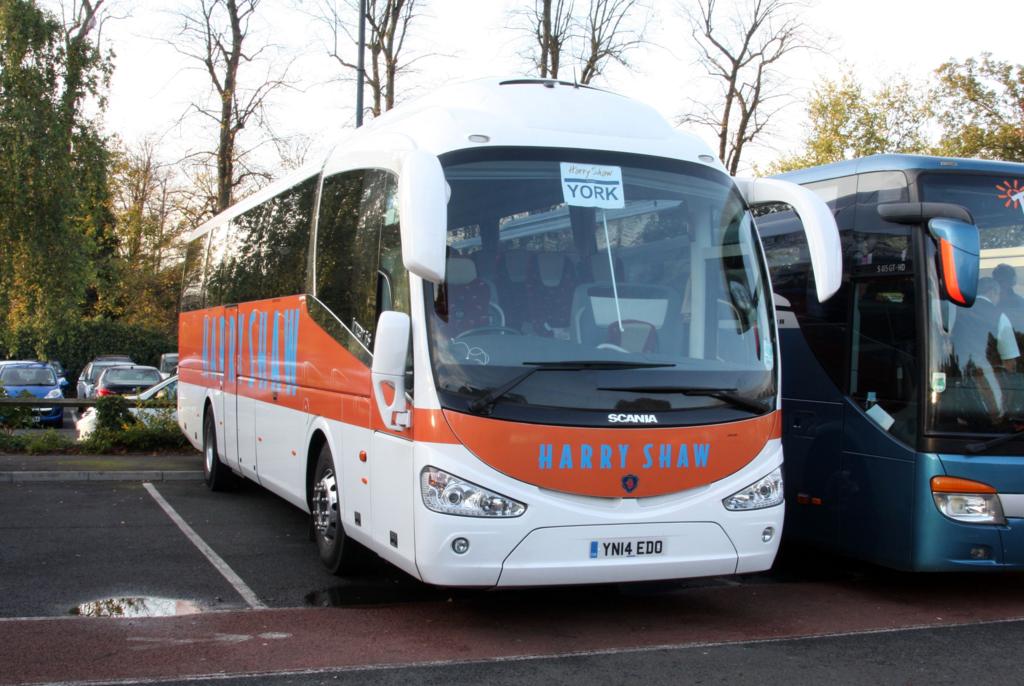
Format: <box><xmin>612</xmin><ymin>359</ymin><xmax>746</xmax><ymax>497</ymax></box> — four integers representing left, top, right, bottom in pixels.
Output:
<box><xmin>922</xmin><ymin>173</ymin><xmax>1024</xmax><ymax>436</ymax></box>
<box><xmin>426</xmin><ymin>149</ymin><xmax>776</xmax><ymax>427</ymax></box>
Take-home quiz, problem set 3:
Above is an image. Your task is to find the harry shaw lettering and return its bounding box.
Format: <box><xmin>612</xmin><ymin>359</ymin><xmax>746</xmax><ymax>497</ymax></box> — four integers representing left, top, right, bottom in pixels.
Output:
<box><xmin>538</xmin><ymin>442</ymin><xmax>711</xmax><ymax>471</ymax></box>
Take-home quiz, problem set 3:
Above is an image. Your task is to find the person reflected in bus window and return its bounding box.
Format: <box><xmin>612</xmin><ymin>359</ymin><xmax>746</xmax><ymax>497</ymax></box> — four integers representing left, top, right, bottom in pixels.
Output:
<box><xmin>947</xmin><ymin>277</ymin><xmax>1020</xmax><ymax>426</ymax></box>
<box><xmin>994</xmin><ymin>263</ymin><xmax>1024</xmax><ymax>312</ymax></box>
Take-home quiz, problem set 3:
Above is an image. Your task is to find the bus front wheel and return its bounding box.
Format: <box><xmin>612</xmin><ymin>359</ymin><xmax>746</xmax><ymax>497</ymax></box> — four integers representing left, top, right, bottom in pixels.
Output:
<box><xmin>311</xmin><ymin>443</ymin><xmax>364</xmax><ymax>575</ymax></box>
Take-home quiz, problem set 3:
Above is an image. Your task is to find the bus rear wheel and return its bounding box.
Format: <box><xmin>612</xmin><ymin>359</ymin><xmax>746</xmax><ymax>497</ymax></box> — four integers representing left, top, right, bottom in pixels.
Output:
<box><xmin>203</xmin><ymin>411</ymin><xmax>236</xmax><ymax>491</ymax></box>
<box><xmin>311</xmin><ymin>443</ymin><xmax>365</xmax><ymax>575</ymax></box>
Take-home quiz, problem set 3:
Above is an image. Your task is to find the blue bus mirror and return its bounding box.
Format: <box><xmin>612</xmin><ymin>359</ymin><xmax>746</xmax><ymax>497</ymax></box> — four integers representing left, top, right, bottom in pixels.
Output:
<box><xmin>928</xmin><ymin>217</ymin><xmax>980</xmax><ymax>308</ymax></box>
<box><xmin>59</xmin><ymin>377</ymin><xmax>68</xmax><ymax>388</ymax></box>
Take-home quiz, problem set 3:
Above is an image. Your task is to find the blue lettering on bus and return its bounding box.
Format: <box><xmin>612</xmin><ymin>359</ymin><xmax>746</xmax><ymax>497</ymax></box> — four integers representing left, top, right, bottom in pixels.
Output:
<box><xmin>659</xmin><ymin>444</ymin><xmax>672</xmax><ymax>468</ymax></box>
<box><xmin>219</xmin><ymin>315</ymin><xmax>226</xmax><ymax>374</ymax></box>
<box><xmin>257</xmin><ymin>311</ymin><xmax>268</xmax><ymax>389</ymax></box>
<box><xmin>202</xmin><ymin>316</ymin><xmax>209</xmax><ymax>377</ymax></box>
<box><xmin>559</xmin><ymin>444</ymin><xmax>573</xmax><ymax>469</ymax></box>
<box><xmin>283</xmin><ymin>308</ymin><xmax>299</xmax><ymax>394</ymax></box>
<box><xmin>580</xmin><ymin>444</ymin><xmax>593</xmax><ymax>469</ymax></box>
<box><xmin>247</xmin><ymin>311</ymin><xmax>258</xmax><ymax>387</ymax></box>
<box><xmin>694</xmin><ymin>443</ymin><xmax>710</xmax><ymax>468</ymax></box>
<box><xmin>270</xmin><ymin>311</ymin><xmax>281</xmax><ymax>392</ymax></box>
<box><xmin>227</xmin><ymin>314</ymin><xmax>235</xmax><ymax>381</ymax></box>
<box><xmin>536</xmin><ymin>442</ymin><xmax>712</xmax><ymax>471</ymax></box>
<box><xmin>538</xmin><ymin>444</ymin><xmax>553</xmax><ymax>470</ymax></box>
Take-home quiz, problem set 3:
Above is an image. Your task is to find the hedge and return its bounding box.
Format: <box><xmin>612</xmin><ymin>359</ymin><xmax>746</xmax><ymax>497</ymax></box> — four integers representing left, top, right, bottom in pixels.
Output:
<box><xmin>1</xmin><ymin>319</ymin><xmax>176</xmax><ymax>389</ymax></box>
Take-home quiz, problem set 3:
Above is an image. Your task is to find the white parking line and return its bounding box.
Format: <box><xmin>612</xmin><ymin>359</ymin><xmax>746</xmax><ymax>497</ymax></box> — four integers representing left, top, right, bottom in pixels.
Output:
<box><xmin>142</xmin><ymin>482</ymin><xmax>266</xmax><ymax>610</ymax></box>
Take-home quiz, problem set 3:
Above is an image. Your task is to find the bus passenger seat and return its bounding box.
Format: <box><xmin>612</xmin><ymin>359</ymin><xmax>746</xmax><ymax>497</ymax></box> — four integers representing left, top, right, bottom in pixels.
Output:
<box><xmin>529</xmin><ymin>253</ymin><xmax>577</xmax><ymax>333</ymax></box>
<box><xmin>444</xmin><ymin>257</ymin><xmax>499</xmax><ymax>335</ymax></box>
<box><xmin>497</xmin><ymin>250</ymin><xmax>534</xmax><ymax>330</ymax></box>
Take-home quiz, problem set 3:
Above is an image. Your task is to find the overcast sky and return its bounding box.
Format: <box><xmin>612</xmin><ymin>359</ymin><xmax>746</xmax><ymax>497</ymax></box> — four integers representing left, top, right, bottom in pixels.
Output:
<box><xmin>97</xmin><ymin>0</ymin><xmax>1020</xmax><ymax>174</ymax></box>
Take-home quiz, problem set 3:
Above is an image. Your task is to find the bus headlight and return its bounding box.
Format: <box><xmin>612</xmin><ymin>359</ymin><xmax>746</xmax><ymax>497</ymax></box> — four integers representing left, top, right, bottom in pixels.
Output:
<box><xmin>931</xmin><ymin>476</ymin><xmax>1005</xmax><ymax>525</ymax></box>
<box><xmin>421</xmin><ymin>466</ymin><xmax>526</xmax><ymax>518</ymax></box>
<box><xmin>45</xmin><ymin>389</ymin><xmax>62</xmax><ymax>399</ymax></box>
<box><xmin>723</xmin><ymin>467</ymin><xmax>784</xmax><ymax>511</ymax></box>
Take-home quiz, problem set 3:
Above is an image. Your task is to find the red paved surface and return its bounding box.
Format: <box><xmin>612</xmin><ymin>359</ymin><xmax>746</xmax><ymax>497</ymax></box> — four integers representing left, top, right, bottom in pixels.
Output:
<box><xmin>3</xmin><ymin>575</ymin><xmax>1024</xmax><ymax>685</ymax></box>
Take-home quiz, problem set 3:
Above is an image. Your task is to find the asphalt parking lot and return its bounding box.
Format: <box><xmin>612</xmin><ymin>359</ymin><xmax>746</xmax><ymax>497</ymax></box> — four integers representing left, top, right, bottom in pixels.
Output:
<box><xmin>4</xmin><ymin>469</ymin><xmax>1024</xmax><ymax>685</ymax></box>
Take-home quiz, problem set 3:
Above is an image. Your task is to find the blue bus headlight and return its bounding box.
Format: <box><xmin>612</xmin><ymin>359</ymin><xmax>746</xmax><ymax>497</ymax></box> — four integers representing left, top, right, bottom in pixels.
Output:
<box><xmin>421</xmin><ymin>466</ymin><xmax>526</xmax><ymax>518</ymax></box>
<box><xmin>933</xmin><ymin>493</ymin><xmax>1005</xmax><ymax>525</ymax></box>
<box><xmin>723</xmin><ymin>468</ymin><xmax>784</xmax><ymax>511</ymax></box>
<box><xmin>931</xmin><ymin>476</ymin><xmax>1005</xmax><ymax>525</ymax></box>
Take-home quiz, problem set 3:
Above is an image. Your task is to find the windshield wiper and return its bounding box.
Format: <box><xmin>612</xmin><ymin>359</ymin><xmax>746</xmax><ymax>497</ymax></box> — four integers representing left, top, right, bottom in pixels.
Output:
<box><xmin>596</xmin><ymin>385</ymin><xmax>771</xmax><ymax>415</ymax></box>
<box><xmin>966</xmin><ymin>421</ymin><xmax>1024</xmax><ymax>454</ymax></box>
<box><xmin>467</xmin><ymin>361</ymin><xmax>675</xmax><ymax>415</ymax></box>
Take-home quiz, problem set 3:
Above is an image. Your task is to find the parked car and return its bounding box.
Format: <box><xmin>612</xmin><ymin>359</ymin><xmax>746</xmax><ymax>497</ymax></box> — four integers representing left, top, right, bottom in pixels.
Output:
<box><xmin>93</xmin><ymin>365</ymin><xmax>163</xmax><ymax>397</ymax></box>
<box><xmin>0</xmin><ymin>359</ymin><xmax>68</xmax><ymax>390</ymax></box>
<box><xmin>0</xmin><ymin>362</ymin><xmax>65</xmax><ymax>428</ymax></box>
<box><xmin>77</xmin><ymin>356</ymin><xmax>136</xmax><ymax>401</ymax></box>
<box><xmin>77</xmin><ymin>375</ymin><xmax>177</xmax><ymax>439</ymax></box>
<box><xmin>158</xmin><ymin>353</ymin><xmax>178</xmax><ymax>379</ymax></box>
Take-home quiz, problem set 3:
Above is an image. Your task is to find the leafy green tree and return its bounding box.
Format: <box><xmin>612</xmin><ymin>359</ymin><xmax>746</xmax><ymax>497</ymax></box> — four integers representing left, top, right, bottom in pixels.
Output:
<box><xmin>933</xmin><ymin>54</ymin><xmax>1024</xmax><ymax>161</ymax></box>
<box><xmin>0</xmin><ymin>0</ymin><xmax>113</xmax><ymax>352</ymax></box>
<box><xmin>769</xmin><ymin>72</ymin><xmax>932</xmax><ymax>173</ymax></box>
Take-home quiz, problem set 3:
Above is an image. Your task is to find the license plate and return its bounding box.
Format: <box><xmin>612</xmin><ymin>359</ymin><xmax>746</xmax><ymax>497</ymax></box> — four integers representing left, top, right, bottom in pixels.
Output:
<box><xmin>589</xmin><ymin>538</ymin><xmax>664</xmax><ymax>559</ymax></box>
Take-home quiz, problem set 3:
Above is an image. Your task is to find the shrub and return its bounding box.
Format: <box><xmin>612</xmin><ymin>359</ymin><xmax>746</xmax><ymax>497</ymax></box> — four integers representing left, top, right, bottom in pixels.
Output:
<box><xmin>81</xmin><ymin>408</ymin><xmax>189</xmax><ymax>453</ymax></box>
<box><xmin>0</xmin><ymin>388</ymin><xmax>38</xmax><ymax>431</ymax></box>
<box><xmin>95</xmin><ymin>395</ymin><xmax>133</xmax><ymax>432</ymax></box>
<box><xmin>0</xmin><ymin>433</ymin><xmax>26</xmax><ymax>452</ymax></box>
<box><xmin>24</xmin><ymin>429</ymin><xmax>74</xmax><ymax>454</ymax></box>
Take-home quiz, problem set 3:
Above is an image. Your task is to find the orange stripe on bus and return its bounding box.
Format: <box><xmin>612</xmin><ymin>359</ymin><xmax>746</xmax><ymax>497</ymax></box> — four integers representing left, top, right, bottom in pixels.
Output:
<box><xmin>443</xmin><ymin>410</ymin><xmax>782</xmax><ymax>498</ymax></box>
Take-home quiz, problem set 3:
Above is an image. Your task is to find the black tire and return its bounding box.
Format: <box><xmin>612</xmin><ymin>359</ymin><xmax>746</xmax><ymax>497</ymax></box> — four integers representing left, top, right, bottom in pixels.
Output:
<box><xmin>311</xmin><ymin>443</ymin><xmax>366</xmax><ymax>575</ymax></box>
<box><xmin>203</xmin><ymin>410</ymin><xmax>236</xmax><ymax>491</ymax></box>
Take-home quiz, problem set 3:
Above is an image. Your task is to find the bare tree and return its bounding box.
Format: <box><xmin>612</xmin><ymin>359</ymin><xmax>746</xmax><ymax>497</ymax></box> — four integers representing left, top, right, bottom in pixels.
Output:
<box><xmin>513</xmin><ymin>0</ymin><xmax>574</xmax><ymax>79</ymax></box>
<box><xmin>171</xmin><ymin>0</ymin><xmax>290</xmax><ymax>213</ymax></box>
<box><xmin>578</xmin><ymin>0</ymin><xmax>646</xmax><ymax>85</ymax></box>
<box><xmin>310</xmin><ymin>0</ymin><xmax>422</xmax><ymax>119</ymax></box>
<box><xmin>514</xmin><ymin>0</ymin><xmax>648</xmax><ymax>85</ymax></box>
<box><xmin>681</xmin><ymin>0</ymin><xmax>816</xmax><ymax>175</ymax></box>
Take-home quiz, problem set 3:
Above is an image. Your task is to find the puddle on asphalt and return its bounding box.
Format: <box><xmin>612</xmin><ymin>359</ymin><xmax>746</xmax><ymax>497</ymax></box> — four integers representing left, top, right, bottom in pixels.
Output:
<box><xmin>71</xmin><ymin>596</ymin><xmax>202</xmax><ymax>618</ymax></box>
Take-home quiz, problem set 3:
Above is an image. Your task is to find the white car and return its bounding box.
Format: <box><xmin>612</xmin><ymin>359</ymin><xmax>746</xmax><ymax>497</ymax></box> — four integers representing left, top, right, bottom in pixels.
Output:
<box><xmin>76</xmin><ymin>375</ymin><xmax>177</xmax><ymax>440</ymax></box>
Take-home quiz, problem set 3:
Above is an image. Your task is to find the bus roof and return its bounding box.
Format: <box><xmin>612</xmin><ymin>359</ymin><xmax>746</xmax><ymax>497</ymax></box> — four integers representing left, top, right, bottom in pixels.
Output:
<box><xmin>188</xmin><ymin>78</ymin><xmax>724</xmax><ymax>240</ymax></box>
<box><xmin>773</xmin><ymin>153</ymin><xmax>1024</xmax><ymax>185</ymax></box>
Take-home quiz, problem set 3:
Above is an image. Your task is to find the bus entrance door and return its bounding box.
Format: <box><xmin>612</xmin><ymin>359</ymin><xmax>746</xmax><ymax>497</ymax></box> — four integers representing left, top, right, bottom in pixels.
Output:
<box><xmin>222</xmin><ymin>304</ymin><xmax>240</xmax><ymax>471</ymax></box>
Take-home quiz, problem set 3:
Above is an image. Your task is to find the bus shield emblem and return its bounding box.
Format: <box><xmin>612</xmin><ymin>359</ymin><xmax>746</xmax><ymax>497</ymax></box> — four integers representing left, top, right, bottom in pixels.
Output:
<box><xmin>621</xmin><ymin>474</ymin><xmax>639</xmax><ymax>494</ymax></box>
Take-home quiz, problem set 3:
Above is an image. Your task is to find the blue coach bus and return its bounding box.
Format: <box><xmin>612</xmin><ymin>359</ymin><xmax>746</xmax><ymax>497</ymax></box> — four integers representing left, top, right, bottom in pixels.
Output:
<box><xmin>757</xmin><ymin>154</ymin><xmax>1024</xmax><ymax>570</ymax></box>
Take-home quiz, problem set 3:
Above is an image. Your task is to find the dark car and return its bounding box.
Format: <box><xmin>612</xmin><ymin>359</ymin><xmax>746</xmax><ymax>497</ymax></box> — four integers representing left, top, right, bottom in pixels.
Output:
<box><xmin>77</xmin><ymin>356</ymin><xmax>136</xmax><ymax>401</ymax></box>
<box><xmin>0</xmin><ymin>363</ymin><xmax>64</xmax><ymax>428</ymax></box>
<box><xmin>94</xmin><ymin>365</ymin><xmax>163</xmax><ymax>397</ymax></box>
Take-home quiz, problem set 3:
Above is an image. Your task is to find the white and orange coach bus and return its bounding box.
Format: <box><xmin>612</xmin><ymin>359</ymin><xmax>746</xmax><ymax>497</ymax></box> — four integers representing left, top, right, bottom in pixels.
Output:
<box><xmin>178</xmin><ymin>78</ymin><xmax>841</xmax><ymax>586</ymax></box>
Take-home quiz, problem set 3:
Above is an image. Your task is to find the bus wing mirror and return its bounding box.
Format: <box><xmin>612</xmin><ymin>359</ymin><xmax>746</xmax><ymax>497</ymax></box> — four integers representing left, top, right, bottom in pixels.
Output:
<box><xmin>928</xmin><ymin>217</ymin><xmax>979</xmax><ymax>308</ymax></box>
<box><xmin>736</xmin><ymin>177</ymin><xmax>842</xmax><ymax>302</ymax></box>
<box><xmin>399</xmin><ymin>151</ymin><xmax>448</xmax><ymax>284</ymax></box>
<box><xmin>371</xmin><ymin>311</ymin><xmax>411</xmax><ymax>431</ymax></box>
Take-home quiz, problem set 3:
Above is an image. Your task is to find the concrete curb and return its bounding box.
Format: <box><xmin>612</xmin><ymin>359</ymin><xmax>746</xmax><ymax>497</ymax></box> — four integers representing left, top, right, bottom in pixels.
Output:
<box><xmin>1</xmin><ymin>470</ymin><xmax>204</xmax><ymax>483</ymax></box>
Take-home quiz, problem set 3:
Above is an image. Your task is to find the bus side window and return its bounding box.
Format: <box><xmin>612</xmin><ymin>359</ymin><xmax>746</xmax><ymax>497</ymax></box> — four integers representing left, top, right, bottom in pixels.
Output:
<box><xmin>314</xmin><ymin>170</ymin><xmax>378</xmax><ymax>357</ymax></box>
<box><xmin>376</xmin><ymin>172</ymin><xmax>413</xmax><ymax>383</ymax></box>
<box><xmin>181</xmin><ymin>233</ymin><xmax>209</xmax><ymax>312</ymax></box>
<box><xmin>260</xmin><ymin>177</ymin><xmax>316</xmax><ymax>298</ymax></box>
<box><xmin>205</xmin><ymin>221</ymin><xmax>231</xmax><ymax>307</ymax></box>
<box><xmin>375</xmin><ymin>172</ymin><xmax>409</xmax><ymax>320</ymax></box>
<box><xmin>228</xmin><ymin>202</ymin><xmax>272</xmax><ymax>304</ymax></box>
